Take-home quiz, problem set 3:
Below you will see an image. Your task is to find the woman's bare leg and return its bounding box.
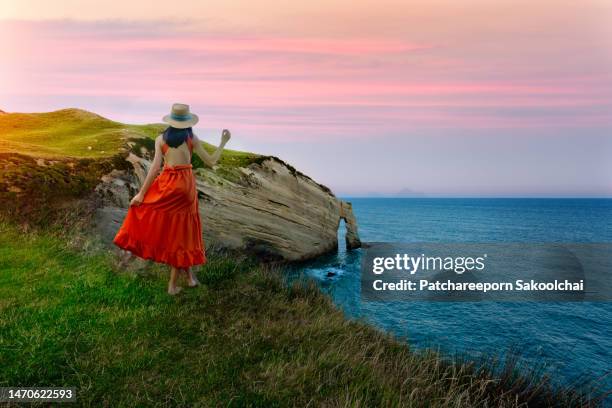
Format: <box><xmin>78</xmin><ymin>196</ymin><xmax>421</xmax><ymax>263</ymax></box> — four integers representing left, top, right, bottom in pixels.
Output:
<box><xmin>168</xmin><ymin>266</ymin><xmax>182</xmax><ymax>295</ymax></box>
<box><xmin>184</xmin><ymin>267</ymin><xmax>200</xmax><ymax>287</ymax></box>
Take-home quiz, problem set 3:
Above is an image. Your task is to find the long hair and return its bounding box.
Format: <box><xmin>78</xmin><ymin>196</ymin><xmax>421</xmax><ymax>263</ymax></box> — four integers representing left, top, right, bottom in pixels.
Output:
<box><xmin>162</xmin><ymin>126</ymin><xmax>193</xmax><ymax>148</ymax></box>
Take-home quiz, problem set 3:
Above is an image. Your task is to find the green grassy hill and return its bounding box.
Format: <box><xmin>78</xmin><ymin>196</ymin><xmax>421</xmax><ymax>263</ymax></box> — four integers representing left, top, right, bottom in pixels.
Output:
<box><xmin>0</xmin><ymin>108</ymin><xmax>260</xmax><ymax>167</ymax></box>
<box><xmin>0</xmin><ymin>108</ymin><xmax>160</xmax><ymax>158</ymax></box>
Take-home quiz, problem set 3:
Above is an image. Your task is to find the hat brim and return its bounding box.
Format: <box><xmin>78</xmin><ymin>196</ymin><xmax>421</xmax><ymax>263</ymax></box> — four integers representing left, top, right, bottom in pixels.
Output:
<box><xmin>162</xmin><ymin>113</ymin><xmax>199</xmax><ymax>129</ymax></box>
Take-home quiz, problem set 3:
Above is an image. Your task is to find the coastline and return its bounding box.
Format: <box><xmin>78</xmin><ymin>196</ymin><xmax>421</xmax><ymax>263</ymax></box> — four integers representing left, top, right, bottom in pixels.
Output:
<box><xmin>293</xmin><ymin>197</ymin><xmax>612</xmax><ymax>401</ymax></box>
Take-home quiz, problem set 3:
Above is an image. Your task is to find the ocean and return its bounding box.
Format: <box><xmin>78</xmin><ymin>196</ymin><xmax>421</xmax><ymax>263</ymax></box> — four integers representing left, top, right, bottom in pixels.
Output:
<box><xmin>288</xmin><ymin>198</ymin><xmax>612</xmax><ymax>393</ymax></box>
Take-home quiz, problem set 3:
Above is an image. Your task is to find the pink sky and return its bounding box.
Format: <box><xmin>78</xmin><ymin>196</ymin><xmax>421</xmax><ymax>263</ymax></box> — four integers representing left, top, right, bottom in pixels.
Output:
<box><xmin>1</xmin><ymin>0</ymin><xmax>611</xmax><ymax>196</ymax></box>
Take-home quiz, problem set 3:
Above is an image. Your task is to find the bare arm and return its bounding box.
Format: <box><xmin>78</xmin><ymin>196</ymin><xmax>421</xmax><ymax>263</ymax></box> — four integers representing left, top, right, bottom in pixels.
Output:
<box><xmin>193</xmin><ymin>129</ymin><xmax>231</xmax><ymax>168</ymax></box>
<box><xmin>130</xmin><ymin>135</ymin><xmax>163</xmax><ymax>206</ymax></box>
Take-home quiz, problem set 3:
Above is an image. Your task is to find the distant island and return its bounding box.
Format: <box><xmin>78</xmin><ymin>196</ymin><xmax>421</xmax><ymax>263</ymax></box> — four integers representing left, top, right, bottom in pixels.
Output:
<box><xmin>354</xmin><ymin>188</ymin><xmax>426</xmax><ymax>198</ymax></box>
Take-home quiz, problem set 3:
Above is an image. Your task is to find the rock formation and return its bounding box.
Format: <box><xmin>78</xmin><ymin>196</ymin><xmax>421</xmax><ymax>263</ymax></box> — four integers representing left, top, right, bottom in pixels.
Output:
<box><xmin>0</xmin><ymin>108</ymin><xmax>360</xmax><ymax>262</ymax></box>
<box><xmin>95</xmin><ymin>149</ymin><xmax>361</xmax><ymax>262</ymax></box>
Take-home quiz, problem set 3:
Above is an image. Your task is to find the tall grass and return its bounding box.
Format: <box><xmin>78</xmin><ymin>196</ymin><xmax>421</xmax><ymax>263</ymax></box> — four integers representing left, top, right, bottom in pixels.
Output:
<box><xmin>0</xmin><ymin>222</ymin><xmax>604</xmax><ymax>407</ymax></box>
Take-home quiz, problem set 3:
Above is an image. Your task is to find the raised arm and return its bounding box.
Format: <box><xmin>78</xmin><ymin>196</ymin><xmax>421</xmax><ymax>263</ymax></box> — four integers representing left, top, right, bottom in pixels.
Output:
<box><xmin>130</xmin><ymin>135</ymin><xmax>163</xmax><ymax>206</ymax></box>
<box><xmin>193</xmin><ymin>129</ymin><xmax>231</xmax><ymax>168</ymax></box>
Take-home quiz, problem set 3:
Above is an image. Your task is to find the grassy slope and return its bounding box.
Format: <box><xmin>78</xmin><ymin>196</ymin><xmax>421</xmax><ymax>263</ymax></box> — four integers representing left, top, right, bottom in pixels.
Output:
<box><xmin>0</xmin><ymin>223</ymin><xmax>596</xmax><ymax>407</ymax></box>
<box><xmin>0</xmin><ymin>108</ymin><xmax>259</xmax><ymax>167</ymax></box>
<box><xmin>0</xmin><ymin>109</ymin><xmax>156</xmax><ymax>158</ymax></box>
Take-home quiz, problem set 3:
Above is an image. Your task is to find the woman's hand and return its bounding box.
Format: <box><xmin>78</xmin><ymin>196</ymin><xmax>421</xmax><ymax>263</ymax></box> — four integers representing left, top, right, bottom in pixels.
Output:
<box><xmin>130</xmin><ymin>193</ymin><xmax>144</xmax><ymax>207</ymax></box>
<box><xmin>221</xmin><ymin>129</ymin><xmax>231</xmax><ymax>145</ymax></box>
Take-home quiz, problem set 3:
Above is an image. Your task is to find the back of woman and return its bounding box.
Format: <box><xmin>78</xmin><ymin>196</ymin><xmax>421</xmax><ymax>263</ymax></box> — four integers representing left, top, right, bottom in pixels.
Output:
<box><xmin>113</xmin><ymin>103</ymin><xmax>231</xmax><ymax>295</ymax></box>
<box><xmin>161</xmin><ymin>126</ymin><xmax>194</xmax><ymax>167</ymax></box>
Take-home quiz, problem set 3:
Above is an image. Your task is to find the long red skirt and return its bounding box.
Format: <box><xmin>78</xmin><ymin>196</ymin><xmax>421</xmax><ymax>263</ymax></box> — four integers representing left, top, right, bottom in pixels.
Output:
<box><xmin>113</xmin><ymin>164</ymin><xmax>206</xmax><ymax>268</ymax></box>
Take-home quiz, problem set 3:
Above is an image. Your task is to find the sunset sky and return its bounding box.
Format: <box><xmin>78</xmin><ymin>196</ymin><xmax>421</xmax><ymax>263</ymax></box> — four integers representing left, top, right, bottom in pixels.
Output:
<box><xmin>1</xmin><ymin>0</ymin><xmax>611</xmax><ymax>196</ymax></box>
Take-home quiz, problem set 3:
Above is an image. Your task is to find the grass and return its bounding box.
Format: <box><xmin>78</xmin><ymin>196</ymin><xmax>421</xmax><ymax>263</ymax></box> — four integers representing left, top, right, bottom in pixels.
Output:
<box><xmin>0</xmin><ymin>109</ymin><xmax>161</xmax><ymax>158</ymax></box>
<box><xmin>0</xmin><ymin>109</ymin><xmax>261</xmax><ymax>169</ymax></box>
<box><xmin>0</xmin><ymin>222</ymin><xmax>602</xmax><ymax>407</ymax></box>
<box><xmin>0</xmin><ymin>153</ymin><xmax>130</xmax><ymax>225</ymax></box>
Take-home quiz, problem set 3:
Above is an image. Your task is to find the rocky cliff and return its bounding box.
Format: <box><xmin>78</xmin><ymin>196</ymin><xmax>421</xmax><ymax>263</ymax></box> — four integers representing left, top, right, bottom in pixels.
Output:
<box><xmin>95</xmin><ymin>149</ymin><xmax>361</xmax><ymax>262</ymax></box>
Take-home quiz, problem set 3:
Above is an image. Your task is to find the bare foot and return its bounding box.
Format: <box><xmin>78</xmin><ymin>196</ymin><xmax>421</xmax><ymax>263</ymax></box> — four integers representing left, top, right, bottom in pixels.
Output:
<box><xmin>188</xmin><ymin>277</ymin><xmax>200</xmax><ymax>288</ymax></box>
<box><xmin>118</xmin><ymin>250</ymin><xmax>133</xmax><ymax>268</ymax></box>
<box><xmin>167</xmin><ymin>286</ymin><xmax>183</xmax><ymax>296</ymax></box>
<box><xmin>182</xmin><ymin>268</ymin><xmax>200</xmax><ymax>287</ymax></box>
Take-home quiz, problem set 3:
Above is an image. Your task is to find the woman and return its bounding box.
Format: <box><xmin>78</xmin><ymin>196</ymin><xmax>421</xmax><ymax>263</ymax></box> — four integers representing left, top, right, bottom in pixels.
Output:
<box><xmin>113</xmin><ymin>103</ymin><xmax>231</xmax><ymax>295</ymax></box>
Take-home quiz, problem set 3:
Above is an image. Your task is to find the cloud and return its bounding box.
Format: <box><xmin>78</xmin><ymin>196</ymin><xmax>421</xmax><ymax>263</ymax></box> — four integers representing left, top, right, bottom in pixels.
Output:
<box><xmin>1</xmin><ymin>6</ymin><xmax>611</xmax><ymax>195</ymax></box>
<box><xmin>3</xmin><ymin>18</ymin><xmax>611</xmax><ymax>142</ymax></box>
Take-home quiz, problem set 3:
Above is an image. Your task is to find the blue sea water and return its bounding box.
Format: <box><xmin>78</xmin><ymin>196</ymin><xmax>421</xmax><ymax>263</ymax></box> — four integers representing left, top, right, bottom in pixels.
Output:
<box><xmin>288</xmin><ymin>198</ymin><xmax>612</xmax><ymax>394</ymax></box>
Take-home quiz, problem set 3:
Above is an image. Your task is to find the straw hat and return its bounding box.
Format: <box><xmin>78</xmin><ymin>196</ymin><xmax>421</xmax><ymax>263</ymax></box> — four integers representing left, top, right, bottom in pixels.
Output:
<box><xmin>162</xmin><ymin>103</ymin><xmax>199</xmax><ymax>129</ymax></box>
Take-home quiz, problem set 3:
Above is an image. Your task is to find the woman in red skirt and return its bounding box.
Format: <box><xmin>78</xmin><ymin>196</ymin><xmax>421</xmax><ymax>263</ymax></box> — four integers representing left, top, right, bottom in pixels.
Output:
<box><xmin>113</xmin><ymin>103</ymin><xmax>231</xmax><ymax>295</ymax></box>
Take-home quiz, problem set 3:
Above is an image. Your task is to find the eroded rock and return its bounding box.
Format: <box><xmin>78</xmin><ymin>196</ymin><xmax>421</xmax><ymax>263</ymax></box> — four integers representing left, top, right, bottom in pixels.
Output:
<box><xmin>94</xmin><ymin>152</ymin><xmax>361</xmax><ymax>262</ymax></box>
